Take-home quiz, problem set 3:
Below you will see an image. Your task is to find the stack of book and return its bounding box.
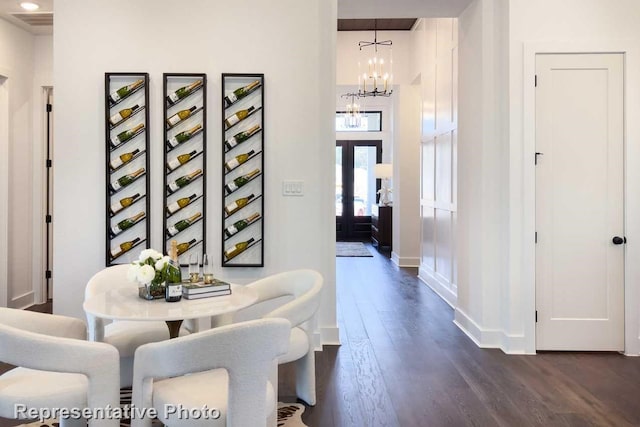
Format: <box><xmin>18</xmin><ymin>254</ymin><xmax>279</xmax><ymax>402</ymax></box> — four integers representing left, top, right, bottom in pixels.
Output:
<box><xmin>182</xmin><ymin>281</ymin><xmax>232</xmax><ymax>300</ymax></box>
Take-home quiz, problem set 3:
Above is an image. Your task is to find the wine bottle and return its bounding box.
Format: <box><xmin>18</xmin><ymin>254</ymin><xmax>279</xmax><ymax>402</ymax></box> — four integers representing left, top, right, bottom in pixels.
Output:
<box><xmin>224</xmin><ymin>194</ymin><xmax>255</xmax><ymax>216</ymax></box>
<box><xmin>167</xmin><ymin>150</ymin><xmax>198</xmax><ymax>171</ymax></box>
<box><xmin>225</xmin><ymin>169</ymin><xmax>260</xmax><ymax>194</ymax></box>
<box><xmin>167</xmin><ymin>169</ymin><xmax>202</xmax><ymax>194</ymax></box>
<box><xmin>224</xmin><ymin>212</ymin><xmax>260</xmax><ymax>238</ymax></box>
<box><xmin>167</xmin><ymin>80</ymin><xmax>203</xmax><ymax>105</ymax></box>
<box><xmin>167</xmin><ymin>212</ymin><xmax>202</xmax><ymax>237</ymax></box>
<box><xmin>109</xmin><ymin>79</ymin><xmax>143</xmax><ymax>104</ymax></box>
<box><xmin>177</xmin><ymin>238</ymin><xmax>197</xmax><ymax>255</ymax></box>
<box><xmin>167</xmin><ymin>124</ymin><xmax>202</xmax><ymax>148</ymax></box>
<box><xmin>110</xmin><ymin>237</ymin><xmax>141</xmax><ymax>259</ymax></box>
<box><xmin>225</xmin><ymin>150</ymin><xmax>255</xmax><ymax>172</ymax></box>
<box><xmin>165</xmin><ymin>240</ymin><xmax>183</xmax><ymax>302</ymax></box>
<box><xmin>110</xmin><ymin>193</ymin><xmax>140</xmax><ymax>215</ymax></box>
<box><xmin>110</xmin><ymin>148</ymin><xmax>140</xmax><ymax>170</ymax></box>
<box><xmin>110</xmin><ymin>212</ymin><xmax>145</xmax><ymax>237</ymax></box>
<box><xmin>109</xmin><ymin>104</ymin><xmax>140</xmax><ymax>126</ymax></box>
<box><xmin>224</xmin><ymin>106</ymin><xmax>255</xmax><ymax>128</ymax></box>
<box><xmin>167</xmin><ymin>106</ymin><xmax>196</xmax><ymax>127</ymax></box>
<box><xmin>167</xmin><ymin>193</ymin><xmax>197</xmax><ymax>215</ymax></box>
<box><xmin>224</xmin><ymin>80</ymin><xmax>261</xmax><ymax>107</ymax></box>
<box><xmin>111</xmin><ymin>123</ymin><xmax>144</xmax><ymax>147</ymax></box>
<box><xmin>225</xmin><ymin>124</ymin><xmax>260</xmax><ymax>150</ymax></box>
<box><xmin>110</xmin><ymin>168</ymin><xmax>144</xmax><ymax>192</ymax></box>
<box><xmin>224</xmin><ymin>237</ymin><xmax>255</xmax><ymax>260</ymax></box>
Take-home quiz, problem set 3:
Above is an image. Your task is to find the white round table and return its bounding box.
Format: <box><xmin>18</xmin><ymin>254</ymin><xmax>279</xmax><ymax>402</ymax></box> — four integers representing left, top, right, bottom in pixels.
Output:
<box><xmin>83</xmin><ymin>284</ymin><xmax>258</xmax><ymax>338</ymax></box>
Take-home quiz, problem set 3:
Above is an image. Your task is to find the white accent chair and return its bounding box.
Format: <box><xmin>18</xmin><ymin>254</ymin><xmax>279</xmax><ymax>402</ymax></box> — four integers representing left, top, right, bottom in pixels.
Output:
<box><xmin>240</xmin><ymin>269</ymin><xmax>323</xmax><ymax>406</ymax></box>
<box><xmin>0</xmin><ymin>308</ymin><xmax>120</xmax><ymax>427</ymax></box>
<box><xmin>85</xmin><ymin>264</ymin><xmax>191</xmax><ymax>388</ymax></box>
<box><xmin>131</xmin><ymin>318</ymin><xmax>290</xmax><ymax>427</ymax></box>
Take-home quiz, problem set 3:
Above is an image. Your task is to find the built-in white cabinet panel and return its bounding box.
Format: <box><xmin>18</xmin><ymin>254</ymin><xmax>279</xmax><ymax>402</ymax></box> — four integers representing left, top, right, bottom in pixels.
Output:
<box><xmin>418</xmin><ymin>18</ymin><xmax>458</xmax><ymax>307</ymax></box>
<box><xmin>421</xmin><ymin>207</ymin><xmax>435</xmax><ymax>270</ymax></box>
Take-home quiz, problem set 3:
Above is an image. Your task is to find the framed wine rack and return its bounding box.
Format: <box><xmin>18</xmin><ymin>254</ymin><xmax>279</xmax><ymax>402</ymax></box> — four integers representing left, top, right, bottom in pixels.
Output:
<box><xmin>163</xmin><ymin>73</ymin><xmax>207</xmax><ymax>266</ymax></box>
<box><xmin>105</xmin><ymin>72</ymin><xmax>150</xmax><ymax>266</ymax></box>
<box><xmin>221</xmin><ymin>73</ymin><xmax>264</xmax><ymax>267</ymax></box>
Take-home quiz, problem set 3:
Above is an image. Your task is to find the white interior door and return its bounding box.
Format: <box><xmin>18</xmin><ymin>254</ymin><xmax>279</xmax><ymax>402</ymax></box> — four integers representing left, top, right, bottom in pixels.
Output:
<box><xmin>535</xmin><ymin>53</ymin><xmax>624</xmax><ymax>351</ymax></box>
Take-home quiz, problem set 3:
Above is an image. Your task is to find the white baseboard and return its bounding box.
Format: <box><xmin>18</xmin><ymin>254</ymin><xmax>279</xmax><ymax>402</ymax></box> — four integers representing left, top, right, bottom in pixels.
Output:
<box><xmin>418</xmin><ymin>265</ymin><xmax>457</xmax><ymax>308</ymax></box>
<box><xmin>319</xmin><ymin>326</ymin><xmax>340</xmax><ymax>350</ymax></box>
<box><xmin>11</xmin><ymin>291</ymin><xmax>35</xmax><ymax>309</ymax></box>
<box><xmin>454</xmin><ymin>307</ymin><xmax>531</xmax><ymax>354</ymax></box>
<box><xmin>391</xmin><ymin>252</ymin><xmax>420</xmax><ymax>267</ymax></box>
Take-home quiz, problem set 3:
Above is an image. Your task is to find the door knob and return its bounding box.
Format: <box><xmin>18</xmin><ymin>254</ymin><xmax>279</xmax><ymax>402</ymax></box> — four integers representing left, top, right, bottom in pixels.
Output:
<box><xmin>612</xmin><ymin>236</ymin><xmax>626</xmax><ymax>245</ymax></box>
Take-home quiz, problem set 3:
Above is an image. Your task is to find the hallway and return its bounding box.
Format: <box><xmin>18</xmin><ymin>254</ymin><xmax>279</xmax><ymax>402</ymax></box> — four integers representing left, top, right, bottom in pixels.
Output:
<box><xmin>286</xmin><ymin>247</ymin><xmax>640</xmax><ymax>426</ymax></box>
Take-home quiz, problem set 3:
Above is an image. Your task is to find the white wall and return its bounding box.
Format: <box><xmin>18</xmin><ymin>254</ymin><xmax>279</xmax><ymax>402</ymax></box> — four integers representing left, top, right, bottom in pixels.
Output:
<box><xmin>415</xmin><ymin>18</ymin><xmax>459</xmax><ymax>304</ymax></box>
<box><xmin>0</xmin><ymin>18</ymin><xmax>37</xmax><ymax>308</ymax></box>
<box><xmin>455</xmin><ymin>0</ymin><xmax>640</xmax><ymax>354</ymax></box>
<box><xmin>53</xmin><ymin>0</ymin><xmax>338</xmax><ymax>345</ymax></box>
<box><xmin>31</xmin><ymin>34</ymin><xmax>53</xmax><ymax>305</ymax></box>
<box><xmin>391</xmin><ymin>84</ymin><xmax>421</xmax><ymax>267</ymax></box>
<box><xmin>508</xmin><ymin>0</ymin><xmax>640</xmax><ymax>354</ymax></box>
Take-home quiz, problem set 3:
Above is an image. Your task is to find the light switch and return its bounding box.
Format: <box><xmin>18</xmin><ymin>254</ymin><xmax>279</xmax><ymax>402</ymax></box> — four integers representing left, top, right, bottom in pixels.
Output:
<box><xmin>283</xmin><ymin>180</ymin><xmax>304</xmax><ymax>196</ymax></box>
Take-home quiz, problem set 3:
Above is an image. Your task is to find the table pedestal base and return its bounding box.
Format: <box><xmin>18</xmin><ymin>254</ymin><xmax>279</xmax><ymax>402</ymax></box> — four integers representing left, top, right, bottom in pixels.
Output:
<box><xmin>166</xmin><ymin>320</ymin><xmax>184</xmax><ymax>339</ymax></box>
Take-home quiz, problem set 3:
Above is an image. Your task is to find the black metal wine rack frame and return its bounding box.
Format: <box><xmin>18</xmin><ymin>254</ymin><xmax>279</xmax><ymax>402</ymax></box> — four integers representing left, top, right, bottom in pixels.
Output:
<box><xmin>163</xmin><ymin>73</ymin><xmax>207</xmax><ymax>266</ymax></box>
<box><xmin>221</xmin><ymin>73</ymin><xmax>265</xmax><ymax>267</ymax></box>
<box><xmin>104</xmin><ymin>72</ymin><xmax>151</xmax><ymax>266</ymax></box>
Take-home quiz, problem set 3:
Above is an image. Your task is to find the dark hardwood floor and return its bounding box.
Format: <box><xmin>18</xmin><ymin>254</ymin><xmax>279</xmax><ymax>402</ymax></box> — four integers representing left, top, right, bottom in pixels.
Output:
<box><xmin>3</xmin><ymin>250</ymin><xmax>640</xmax><ymax>426</ymax></box>
<box><xmin>279</xmin><ymin>245</ymin><xmax>640</xmax><ymax>427</ymax></box>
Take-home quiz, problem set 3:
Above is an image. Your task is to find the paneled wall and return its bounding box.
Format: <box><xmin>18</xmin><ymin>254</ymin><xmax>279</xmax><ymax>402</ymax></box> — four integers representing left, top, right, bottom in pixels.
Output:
<box><xmin>417</xmin><ymin>19</ymin><xmax>459</xmax><ymax>306</ymax></box>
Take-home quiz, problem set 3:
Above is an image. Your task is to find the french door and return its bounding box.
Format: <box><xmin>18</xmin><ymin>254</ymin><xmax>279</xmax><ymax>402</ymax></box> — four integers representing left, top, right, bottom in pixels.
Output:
<box><xmin>336</xmin><ymin>140</ymin><xmax>381</xmax><ymax>240</ymax></box>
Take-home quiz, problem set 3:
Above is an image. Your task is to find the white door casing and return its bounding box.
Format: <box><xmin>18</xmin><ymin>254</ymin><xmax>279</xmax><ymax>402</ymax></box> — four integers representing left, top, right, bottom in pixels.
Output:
<box><xmin>0</xmin><ymin>74</ymin><xmax>8</xmax><ymax>308</ymax></box>
<box><xmin>535</xmin><ymin>53</ymin><xmax>624</xmax><ymax>351</ymax></box>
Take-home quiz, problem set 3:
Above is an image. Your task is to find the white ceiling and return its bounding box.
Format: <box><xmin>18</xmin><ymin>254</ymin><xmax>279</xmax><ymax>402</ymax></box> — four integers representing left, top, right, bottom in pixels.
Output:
<box><xmin>0</xmin><ymin>0</ymin><xmax>52</xmax><ymax>34</ymax></box>
<box><xmin>0</xmin><ymin>0</ymin><xmax>470</xmax><ymax>36</ymax></box>
<box><xmin>338</xmin><ymin>0</ymin><xmax>472</xmax><ymax>18</ymax></box>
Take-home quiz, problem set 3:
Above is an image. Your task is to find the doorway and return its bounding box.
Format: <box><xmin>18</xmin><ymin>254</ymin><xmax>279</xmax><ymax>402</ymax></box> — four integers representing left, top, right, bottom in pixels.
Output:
<box><xmin>336</xmin><ymin>140</ymin><xmax>382</xmax><ymax>241</ymax></box>
<box><xmin>44</xmin><ymin>88</ymin><xmax>53</xmax><ymax>300</ymax></box>
<box><xmin>535</xmin><ymin>53</ymin><xmax>624</xmax><ymax>351</ymax></box>
<box><xmin>0</xmin><ymin>75</ymin><xmax>7</xmax><ymax>307</ymax></box>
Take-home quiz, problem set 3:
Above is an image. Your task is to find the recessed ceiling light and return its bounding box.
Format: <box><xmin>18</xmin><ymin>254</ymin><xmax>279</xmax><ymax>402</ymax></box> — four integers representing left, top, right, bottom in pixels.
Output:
<box><xmin>19</xmin><ymin>2</ymin><xmax>40</xmax><ymax>11</ymax></box>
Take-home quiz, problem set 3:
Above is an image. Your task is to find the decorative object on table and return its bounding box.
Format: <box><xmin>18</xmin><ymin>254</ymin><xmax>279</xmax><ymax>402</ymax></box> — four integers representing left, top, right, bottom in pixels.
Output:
<box><xmin>105</xmin><ymin>72</ymin><xmax>150</xmax><ymax>266</ymax></box>
<box><xmin>182</xmin><ymin>280</ymin><xmax>232</xmax><ymax>299</ymax></box>
<box><xmin>375</xmin><ymin>163</ymin><xmax>393</xmax><ymax>206</ymax></box>
<box><xmin>356</xmin><ymin>19</ymin><xmax>393</xmax><ymax>98</ymax></box>
<box><xmin>165</xmin><ymin>240</ymin><xmax>183</xmax><ymax>302</ymax></box>
<box><xmin>127</xmin><ymin>248</ymin><xmax>174</xmax><ymax>300</ymax></box>
<box><xmin>182</xmin><ymin>281</ymin><xmax>231</xmax><ymax>299</ymax></box>
<box><xmin>336</xmin><ymin>241</ymin><xmax>374</xmax><ymax>257</ymax></box>
<box><xmin>163</xmin><ymin>73</ymin><xmax>207</xmax><ymax>267</ymax></box>
<box><xmin>202</xmin><ymin>253</ymin><xmax>214</xmax><ymax>284</ymax></box>
<box><xmin>222</xmin><ymin>73</ymin><xmax>264</xmax><ymax>267</ymax></box>
<box><xmin>188</xmin><ymin>252</ymin><xmax>200</xmax><ymax>283</ymax></box>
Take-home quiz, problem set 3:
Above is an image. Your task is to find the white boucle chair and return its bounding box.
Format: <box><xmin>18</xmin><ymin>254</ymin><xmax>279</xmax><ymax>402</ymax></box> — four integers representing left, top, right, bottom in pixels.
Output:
<box><xmin>0</xmin><ymin>308</ymin><xmax>120</xmax><ymax>427</ymax></box>
<box><xmin>131</xmin><ymin>318</ymin><xmax>290</xmax><ymax>427</ymax></box>
<box><xmin>240</xmin><ymin>269</ymin><xmax>323</xmax><ymax>406</ymax></box>
<box><xmin>85</xmin><ymin>265</ymin><xmax>191</xmax><ymax>388</ymax></box>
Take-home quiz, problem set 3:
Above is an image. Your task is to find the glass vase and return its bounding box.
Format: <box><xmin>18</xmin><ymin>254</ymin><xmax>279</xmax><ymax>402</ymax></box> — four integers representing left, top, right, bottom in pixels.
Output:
<box><xmin>138</xmin><ymin>281</ymin><xmax>166</xmax><ymax>300</ymax></box>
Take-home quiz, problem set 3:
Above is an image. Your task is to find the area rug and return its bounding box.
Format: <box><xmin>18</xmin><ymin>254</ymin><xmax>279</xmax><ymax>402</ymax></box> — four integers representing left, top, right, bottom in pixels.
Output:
<box><xmin>17</xmin><ymin>394</ymin><xmax>308</xmax><ymax>427</ymax></box>
<box><xmin>336</xmin><ymin>241</ymin><xmax>373</xmax><ymax>257</ymax></box>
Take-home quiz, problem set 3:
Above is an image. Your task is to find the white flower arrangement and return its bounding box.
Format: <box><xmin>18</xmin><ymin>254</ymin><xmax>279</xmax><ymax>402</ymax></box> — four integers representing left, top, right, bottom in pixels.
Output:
<box><xmin>128</xmin><ymin>248</ymin><xmax>171</xmax><ymax>290</ymax></box>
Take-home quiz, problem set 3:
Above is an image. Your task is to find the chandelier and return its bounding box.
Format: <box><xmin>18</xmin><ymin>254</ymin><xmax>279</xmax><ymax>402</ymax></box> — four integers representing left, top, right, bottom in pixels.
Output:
<box><xmin>357</xmin><ymin>22</ymin><xmax>393</xmax><ymax>98</ymax></box>
<box><xmin>341</xmin><ymin>93</ymin><xmax>361</xmax><ymax>128</ymax></box>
